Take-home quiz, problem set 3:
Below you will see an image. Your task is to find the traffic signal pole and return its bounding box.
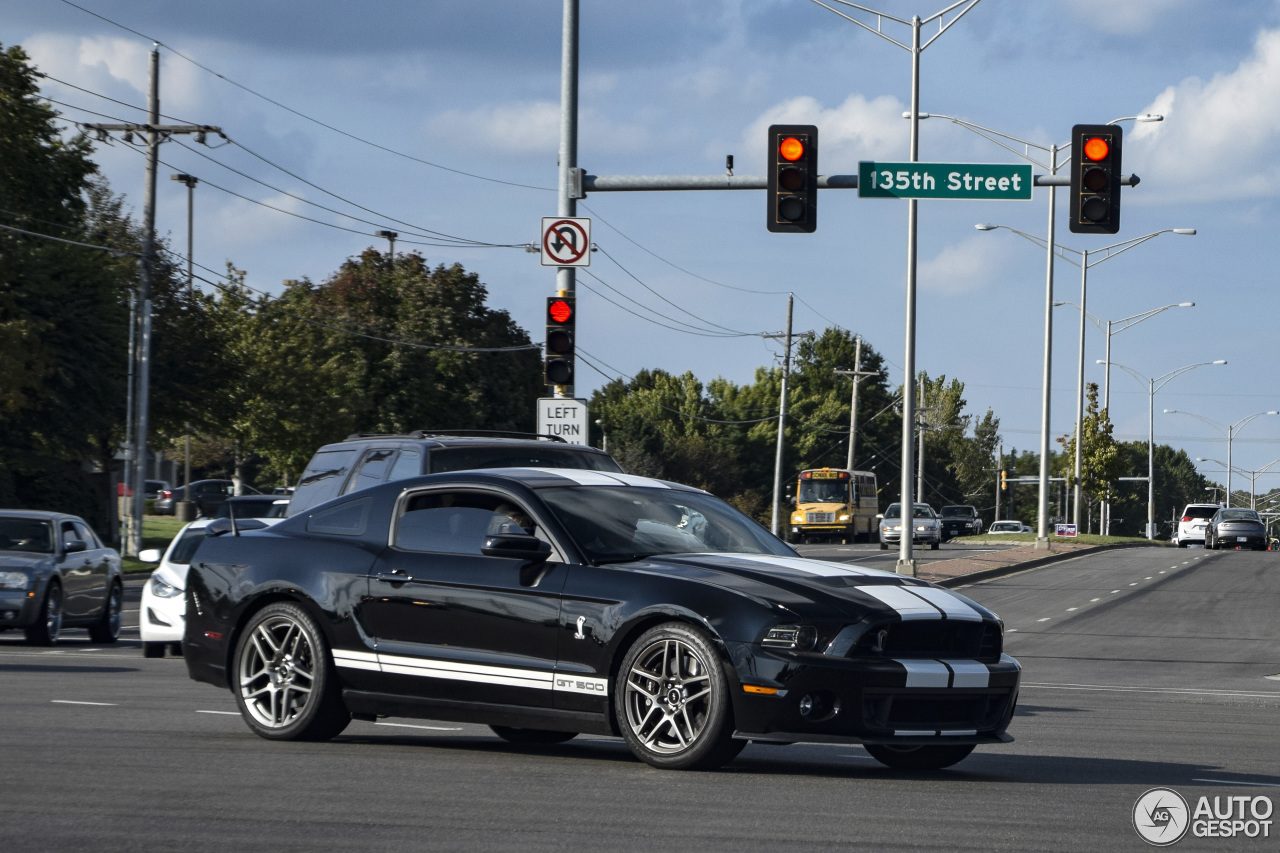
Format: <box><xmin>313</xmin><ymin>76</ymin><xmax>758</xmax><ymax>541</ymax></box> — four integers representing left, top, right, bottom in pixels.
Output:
<box><xmin>554</xmin><ymin>0</ymin><xmax>579</xmax><ymax>400</ymax></box>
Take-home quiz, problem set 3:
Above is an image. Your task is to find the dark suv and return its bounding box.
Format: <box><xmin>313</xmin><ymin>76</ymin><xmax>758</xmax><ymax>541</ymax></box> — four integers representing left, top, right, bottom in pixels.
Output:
<box><xmin>285</xmin><ymin>431</ymin><xmax>623</xmax><ymax>517</ymax></box>
<box><xmin>939</xmin><ymin>505</ymin><xmax>983</xmax><ymax>541</ymax></box>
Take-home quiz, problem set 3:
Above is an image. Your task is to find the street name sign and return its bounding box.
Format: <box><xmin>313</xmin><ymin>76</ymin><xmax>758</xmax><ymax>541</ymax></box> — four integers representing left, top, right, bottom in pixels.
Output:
<box><xmin>858</xmin><ymin>162</ymin><xmax>1033</xmax><ymax>200</ymax></box>
<box><xmin>537</xmin><ymin>397</ymin><xmax>589</xmax><ymax>445</ymax></box>
<box><xmin>541</xmin><ymin>217</ymin><xmax>591</xmax><ymax>266</ymax></box>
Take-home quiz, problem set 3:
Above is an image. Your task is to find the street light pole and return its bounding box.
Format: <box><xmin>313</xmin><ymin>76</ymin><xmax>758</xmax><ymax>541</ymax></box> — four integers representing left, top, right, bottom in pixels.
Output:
<box><xmin>1109</xmin><ymin>360</ymin><xmax>1225</xmax><ymax>539</ymax></box>
<box><xmin>1165</xmin><ymin>409</ymin><xmax>1279</xmax><ymax>507</ymax></box>
<box><xmin>376</xmin><ymin>229</ymin><xmax>397</xmax><ymax>262</ymax></box>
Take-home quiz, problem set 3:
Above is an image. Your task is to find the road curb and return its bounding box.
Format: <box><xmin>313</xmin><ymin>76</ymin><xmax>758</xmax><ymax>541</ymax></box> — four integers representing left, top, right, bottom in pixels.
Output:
<box><xmin>936</xmin><ymin>542</ymin><xmax>1166</xmax><ymax>588</ymax></box>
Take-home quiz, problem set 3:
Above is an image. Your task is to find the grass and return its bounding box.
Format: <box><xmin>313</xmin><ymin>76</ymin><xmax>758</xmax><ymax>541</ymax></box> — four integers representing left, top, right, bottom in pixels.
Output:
<box><xmin>121</xmin><ymin>515</ymin><xmax>189</xmax><ymax>574</ymax></box>
<box><xmin>950</xmin><ymin>533</ymin><xmax>1167</xmax><ymax>547</ymax></box>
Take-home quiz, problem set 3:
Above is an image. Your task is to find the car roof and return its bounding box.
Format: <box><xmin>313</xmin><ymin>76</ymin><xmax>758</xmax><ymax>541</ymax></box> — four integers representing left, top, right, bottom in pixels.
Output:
<box><xmin>314</xmin><ymin>433</ymin><xmax>615</xmax><ymax>457</ymax></box>
<box><xmin>382</xmin><ymin>466</ymin><xmax>704</xmax><ymax>494</ymax></box>
<box><xmin>0</xmin><ymin>509</ymin><xmax>73</xmax><ymax>521</ymax></box>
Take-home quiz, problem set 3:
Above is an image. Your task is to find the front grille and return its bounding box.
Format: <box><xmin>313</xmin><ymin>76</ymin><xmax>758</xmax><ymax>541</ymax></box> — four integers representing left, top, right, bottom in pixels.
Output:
<box><xmin>805</xmin><ymin>512</ymin><xmax>836</xmax><ymax>524</ymax></box>
<box><xmin>862</xmin><ymin>689</ymin><xmax>1011</xmax><ymax>732</ymax></box>
<box><xmin>849</xmin><ymin>620</ymin><xmax>1001</xmax><ymax>662</ymax></box>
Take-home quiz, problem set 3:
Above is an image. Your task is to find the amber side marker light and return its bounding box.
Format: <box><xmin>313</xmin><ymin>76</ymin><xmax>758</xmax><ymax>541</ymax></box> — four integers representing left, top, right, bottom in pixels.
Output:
<box><xmin>742</xmin><ymin>685</ymin><xmax>780</xmax><ymax>695</ymax></box>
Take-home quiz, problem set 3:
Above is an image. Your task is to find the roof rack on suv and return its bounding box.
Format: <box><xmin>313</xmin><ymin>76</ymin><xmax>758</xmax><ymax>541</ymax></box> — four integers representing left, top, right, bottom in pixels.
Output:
<box><xmin>342</xmin><ymin>430</ymin><xmax>567</xmax><ymax>443</ymax></box>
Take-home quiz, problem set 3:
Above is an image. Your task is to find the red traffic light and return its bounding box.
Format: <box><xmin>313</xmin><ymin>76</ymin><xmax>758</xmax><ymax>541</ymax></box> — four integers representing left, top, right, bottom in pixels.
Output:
<box><xmin>548</xmin><ymin>299</ymin><xmax>573</xmax><ymax>324</ymax></box>
<box><xmin>779</xmin><ymin>137</ymin><xmax>805</xmax><ymax>162</ymax></box>
<box><xmin>1083</xmin><ymin>136</ymin><xmax>1110</xmax><ymax>161</ymax></box>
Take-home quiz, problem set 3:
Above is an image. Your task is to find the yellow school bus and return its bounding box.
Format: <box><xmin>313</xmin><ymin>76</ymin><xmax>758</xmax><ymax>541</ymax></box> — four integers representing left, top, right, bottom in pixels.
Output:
<box><xmin>788</xmin><ymin>468</ymin><xmax>879</xmax><ymax>544</ymax></box>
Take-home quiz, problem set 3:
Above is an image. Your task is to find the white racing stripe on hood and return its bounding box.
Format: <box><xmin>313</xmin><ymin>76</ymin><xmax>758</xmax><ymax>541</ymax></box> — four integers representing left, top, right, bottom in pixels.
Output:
<box><xmin>895</xmin><ymin>659</ymin><xmax>950</xmax><ymax>687</ymax></box>
<box><xmin>520</xmin><ymin>468</ymin><xmax>671</xmax><ymax>488</ymax></box>
<box><xmin>942</xmin><ymin>660</ymin><xmax>990</xmax><ymax>688</ymax></box>
<box><xmin>903</xmin><ymin>586</ymin><xmax>984</xmax><ymax>622</ymax></box>
<box><xmin>854</xmin><ymin>585</ymin><xmax>942</xmax><ymax>620</ymax></box>
<box><xmin>714</xmin><ymin>554</ymin><xmax>876</xmax><ymax>577</ymax></box>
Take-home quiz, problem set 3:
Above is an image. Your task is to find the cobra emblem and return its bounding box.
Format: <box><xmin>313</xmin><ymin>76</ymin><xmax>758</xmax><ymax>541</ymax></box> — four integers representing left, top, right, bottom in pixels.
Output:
<box><xmin>574</xmin><ymin>615</ymin><xmax>587</xmax><ymax>640</ymax></box>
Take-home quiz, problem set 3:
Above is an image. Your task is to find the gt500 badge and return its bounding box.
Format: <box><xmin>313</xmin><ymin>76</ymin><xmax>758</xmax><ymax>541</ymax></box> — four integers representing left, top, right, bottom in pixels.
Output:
<box><xmin>554</xmin><ymin>675</ymin><xmax>608</xmax><ymax>696</ymax></box>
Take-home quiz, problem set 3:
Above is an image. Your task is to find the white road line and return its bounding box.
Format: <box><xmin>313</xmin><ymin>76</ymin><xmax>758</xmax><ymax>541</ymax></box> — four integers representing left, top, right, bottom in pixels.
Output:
<box><xmin>1066</xmin><ymin>607</ymin><xmax>1078</xmax><ymax>612</ymax></box>
<box><xmin>1129</xmin><ymin>582</ymin><xmax>1138</xmax><ymax>586</ymax></box>
<box><xmin>1145</xmin><ymin>576</ymin><xmax>1153</xmax><ymax>580</ymax></box>
<box><xmin>1111</xmin><ymin>590</ymin><xmax>1120</xmax><ymax>593</ymax></box>
<box><xmin>374</xmin><ymin>722</ymin><xmax>463</xmax><ymax>732</ymax></box>
<box><xmin>1090</xmin><ymin>598</ymin><xmax>1101</xmax><ymax>602</ymax></box>
<box><xmin>51</xmin><ymin>700</ymin><xmax>117</xmax><ymax>706</ymax></box>
<box><xmin>196</xmin><ymin>710</ymin><xmax>240</xmax><ymax>715</ymax></box>
<box><xmin>1037</xmin><ymin>617</ymin><xmax>1051</xmax><ymax>622</ymax></box>
<box><xmin>1024</xmin><ymin>682</ymin><xmax>1280</xmax><ymax>700</ymax></box>
<box><xmin>1192</xmin><ymin>779</ymin><xmax>1280</xmax><ymax>788</ymax></box>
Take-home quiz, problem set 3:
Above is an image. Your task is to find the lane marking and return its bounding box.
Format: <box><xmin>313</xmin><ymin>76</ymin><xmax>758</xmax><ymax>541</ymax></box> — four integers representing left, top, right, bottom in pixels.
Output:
<box><xmin>1111</xmin><ymin>590</ymin><xmax>1120</xmax><ymax>594</ymax></box>
<box><xmin>374</xmin><ymin>722</ymin><xmax>463</xmax><ymax>732</ymax></box>
<box><xmin>1192</xmin><ymin>779</ymin><xmax>1280</xmax><ymax>788</ymax></box>
<box><xmin>196</xmin><ymin>710</ymin><xmax>240</xmax><ymax>715</ymax></box>
<box><xmin>1090</xmin><ymin>598</ymin><xmax>1101</xmax><ymax>602</ymax></box>
<box><xmin>1129</xmin><ymin>582</ymin><xmax>1138</xmax><ymax>586</ymax></box>
<box><xmin>51</xmin><ymin>700</ymin><xmax>117</xmax><ymax>706</ymax></box>
<box><xmin>1145</xmin><ymin>576</ymin><xmax>1153</xmax><ymax>580</ymax></box>
<box><xmin>1066</xmin><ymin>607</ymin><xmax>1078</xmax><ymax>612</ymax></box>
<box><xmin>1023</xmin><ymin>682</ymin><xmax>1280</xmax><ymax>700</ymax></box>
<box><xmin>1037</xmin><ymin>617</ymin><xmax>1051</xmax><ymax>622</ymax></box>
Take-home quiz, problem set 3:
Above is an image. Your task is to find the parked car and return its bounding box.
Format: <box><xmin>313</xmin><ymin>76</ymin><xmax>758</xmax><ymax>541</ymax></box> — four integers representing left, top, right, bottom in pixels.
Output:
<box><xmin>877</xmin><ymin>502</ymin><xmax>941</xmax><ymax>550</ymax></box>
<box><xmin>287</xmin><ymin>431</ymin><xmax>622</xmax><ymax>517</ymax></box>
<box><xmin>1173</xmin><ymin>503</ymin><xmax>1219</xmax><ymax>547</ymax></box>
<box><xmin>939</xmin><ymin>505</ymin><xmax>984</xmax><ymax>540</ymax></box>
<box><xmin>216</xmin><ymin>495</ymin><xmax>290</xmax><ymax>519</ymax></box>
<box><xmin>987</xmin><ymin>520</ymin><xmax>1028</xmax><ymax>535</ymax></box>
<box><xmin>153</xmin><ymin>480</ymin><xmax>248</xmax><ymax>517</ymax></box>
<box><xmin>1204</xmin><ymin>507</ymin><xmax>1268</xmax><ymax>551</ymax></box>
<box><xmin>144</xmin><ymin>480</ymin><xmax>171</xmax><ymax>500</ymax></box>
<box><xmin>0</xmin><ymin>510</ymin><xmax>123</xmax><ymax>645</ymax></box>
<box><xmin>184</xmin><ymin>468</ymin><xmax>1019</xmax><ymax>771</ymax></box>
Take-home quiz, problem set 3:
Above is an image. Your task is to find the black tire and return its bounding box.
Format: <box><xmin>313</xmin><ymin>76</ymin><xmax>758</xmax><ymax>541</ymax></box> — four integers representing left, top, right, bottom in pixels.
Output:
<box><xmin>490</xmin><ymin>726</ymin><xmax>577</xmax><ymax>745</ymax></box>
<box><xmin>615</xmin><ymin>622</ymin><xmax>744</xmax><ymax>770</ymax></box>
<box><xmin>143</xmin><ymin>642</ymin><xmax>166</xmax><ymax>658</ymax></box>
<box><xmin>169</xmin><ymin>641</ymin><xmax>184</xmax><ymax>657</ymax></box>
<box><xmin>88</xmin><ymin>582</ymin><xmax>123</xmax><ymax>643</ymax></box>
<box><xmin>232</xmin><ymin>602</ymin><xmax>351</xmax><ymax>741</ymax></box>
<box><xmin>24</xmin><ymin>582</ymin><xmax>63</xmax><ymax>646</ymax></box>
<box><xmin>879</xmin><ymin>541</ymin><xmax>888</xmax><ymax>551</ymax></box>
<box><xmin>865</xmin><ymin>743</ymin><xmax>975</xmax><ymax>770</ymax></box>
<box><xmin>930</xmin><ymin>539</ymin><xmax>940</xmax><ymax>551</ymax></box>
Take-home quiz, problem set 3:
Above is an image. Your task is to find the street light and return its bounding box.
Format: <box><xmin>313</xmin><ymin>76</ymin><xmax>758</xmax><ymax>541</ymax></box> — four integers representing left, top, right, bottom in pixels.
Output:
<box><xmin>936</xmin><ymin>112</ymin><xmax>1160</xmax><ymax>549</ymax></box>
<box><xmin>1195</xmin><ymin>456</ymin><xmax>1280</xmax><ymax>509</ymax></box>
<box><xmin>1165</xmin><ymin>410</ymin><xmax>1280</xmax><ymax>506</ymax></box>
<box><xmin>1101</xmin><ymin>294</ymin><xmax>1196</xmax><ymax>413</ymax></box>
<box><xmin>810</xmin><ymin>0</ymin><xmax>984</xmax><ymax>576</ymax></box>
<box><xmin>376</xmin><ymin>229</ymin><xmax>398</xmax><ymax>262</ymax></box>
<box><xmin>1108</xmin><ymin>359</ymin><xmax>1225</xmax><ymax>538</ymax></box>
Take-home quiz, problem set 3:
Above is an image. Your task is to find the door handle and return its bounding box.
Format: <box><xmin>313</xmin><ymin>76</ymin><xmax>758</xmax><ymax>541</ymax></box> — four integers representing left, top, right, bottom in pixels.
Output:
<box><xmin>375</xmin><ymin>570</ymin><xmax>413</xmax><ymax>585</ymax></box>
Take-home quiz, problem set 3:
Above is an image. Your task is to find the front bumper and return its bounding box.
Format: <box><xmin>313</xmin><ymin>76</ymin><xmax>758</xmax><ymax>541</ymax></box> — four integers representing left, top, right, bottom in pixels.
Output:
<box><xmin>139</xmin><ymin>580</ymin><xmax>185</xmax><ymax>643</ymax></box>
<box><xmin>0</xmin><ymin>587</ymin><xmax>41</xmax><ymax>629</ymax></box>
<box><xmin>940</xmin><ymin>522</ymin><xmax>978</xmax><ymax>539</ymax></box>
<box><xmin>728</xmin><ymin>644</ymin><xmax>1020</xmax><ymax>745</ymax></box>
<box><xmin>880</xmin><ymin>528</ymin><xmax>940</xmax><ymax>545</ymax></box>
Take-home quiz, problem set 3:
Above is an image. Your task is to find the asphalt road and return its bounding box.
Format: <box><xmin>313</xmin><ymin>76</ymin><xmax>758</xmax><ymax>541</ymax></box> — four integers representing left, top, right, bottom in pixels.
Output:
<box><xmin>795</xmin><ymin>537</ymin><xmax>1020</xmax><ymax>568</ymax></box>
<box><xmin>2</xmin><ymin>549</ymin><xmax>1277</xmax><ymax>852</ymax></box>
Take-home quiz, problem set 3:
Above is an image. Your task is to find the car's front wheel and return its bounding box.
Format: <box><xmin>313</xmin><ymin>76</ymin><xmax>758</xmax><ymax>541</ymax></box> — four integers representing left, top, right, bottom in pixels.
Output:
<box><xmin>143</xmin><ymin>642</ymin><xmax>166</xmax><ymax>658</ymax></box>
<box><xmin>24</xmin><ymin>582</ymin><xmax>63</xmax><ymax>646</ymax></box>
<box><xmin>232</xmin><ymin>602</ymin><xmax>350</xmax><ymax>741</ymax></box>
<box><xmin>865</xmin><ymin>743</ymin><xmax>975</xmax><ymax>770</ymax></box>
<box><xmin>88</xmin><ymin>582</ymin><xmax>123</xmax><ymax>643</ymax></box>
<box><xmin>616</xmin><ymin>623</ymin><xmax>744</xmax><ymax>770</ymax></box>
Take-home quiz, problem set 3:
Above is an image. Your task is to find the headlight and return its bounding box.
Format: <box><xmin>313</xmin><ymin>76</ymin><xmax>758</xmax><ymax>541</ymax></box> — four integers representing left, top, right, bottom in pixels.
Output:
<box><xmin>762</xmin><ymin>625</ymin><xmax>818</xmax><ymax>651</ymax></box>
<box><xmin>791</xmin><ymin>514</ymin><xmax>803</xmax><ymax>523</ymax></box>
<box><xmin>838</xmin><ymin>514</ymin><xmax>850</xmax><ymax>522</ymax></box>
<box><xmin>883</xmin><ymin>524</ymin><xmax>901</xmax><ymax>531</ymax></box>
<box><xmin>0</xmin><ymin>571</ymin><xmax>30</xmax><ymax>590</ymax></box>
<box><xmin>149</xmin><ymin>575</ymin><xmax>183</xmax><ymax>599</ymax></box>
<box><xmin>916</xmin><ymin>524</ymin><xmax>930</xmax><ymax>532</ymax></box>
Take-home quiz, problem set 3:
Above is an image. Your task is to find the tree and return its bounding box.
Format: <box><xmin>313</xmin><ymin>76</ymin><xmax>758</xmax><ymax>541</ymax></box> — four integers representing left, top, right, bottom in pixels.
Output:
<box><xmin>1058</xmin><ymin>383</ymin><xmax>1126</xmax><ymax>532</ymax></box>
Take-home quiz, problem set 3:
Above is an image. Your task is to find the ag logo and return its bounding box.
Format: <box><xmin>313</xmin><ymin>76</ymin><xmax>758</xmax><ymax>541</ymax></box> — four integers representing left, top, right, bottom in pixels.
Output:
<box><xmin>1133</xmin><ymin>787</ymin><xmax>1190</xmax><ymax>846</ymax></box>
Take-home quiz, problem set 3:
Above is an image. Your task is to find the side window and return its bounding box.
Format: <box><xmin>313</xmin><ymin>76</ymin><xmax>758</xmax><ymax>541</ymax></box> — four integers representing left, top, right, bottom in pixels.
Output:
<box><xmin>395</xmin><ymin>491</ymin><xmax>536</xmax><ymax>555</ymax></box>
<box><xmin>306</xmin><ymin>498</ymin><xmax>371</xmax><ymax>537</ymax></box>
<box><xmin>73</xmin><ymin>521</ymin><xmax>100</xmax><ymax>549</ymax></box>
<box><xmin>61</xmin><ymin>522</ymin><xmax>80</xmax><ymax>548</ymax></box>
<box><xmin>387</xmin><ymin>448</ymin><xmax>422</xmax><ymax>482</ymax></box>
<box><xmin>344</xmin><ymin>449</ymin><xmax>396</xmax><ymax>495</ymax></box>
<box><xmin>289</xmin><ymin>448</ymin><xmax>361</xmax><ymax>516</ymax></box>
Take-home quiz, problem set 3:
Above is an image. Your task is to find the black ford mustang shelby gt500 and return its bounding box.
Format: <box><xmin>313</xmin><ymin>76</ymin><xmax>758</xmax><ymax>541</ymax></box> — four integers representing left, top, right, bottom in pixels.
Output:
<box><xmin>184</xmin><ymin>468</ymin><xmax>1019</xmax><ymax>771</ymax></box>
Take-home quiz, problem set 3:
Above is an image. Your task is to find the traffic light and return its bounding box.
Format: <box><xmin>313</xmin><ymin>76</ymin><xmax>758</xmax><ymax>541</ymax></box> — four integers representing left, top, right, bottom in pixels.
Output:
<box><xmin>767</xmin><ymin>124</ymin><xmax>818</xmax><ymax>233</ymax></box>
<box><xmin>544</xmin><ymin>296</ymin><xmax>575</xmax><ymax>386</ymax></box>
<box><xmin>1000</xmin><ymin>470</ymin><xmax>1008</xmax><ymax>490</ymax></box>
<box><xmin>1069</xmin><ymin>124</ymin><xmax>1122</xmax><ymax>234</ymax></box>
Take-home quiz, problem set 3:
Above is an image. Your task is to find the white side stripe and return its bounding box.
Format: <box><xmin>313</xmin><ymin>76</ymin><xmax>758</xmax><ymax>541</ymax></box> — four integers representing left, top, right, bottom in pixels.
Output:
<box><xmin>332</xmin><ymin>649</ymin><xmax>609</xmax><ymax>696</ymax></box>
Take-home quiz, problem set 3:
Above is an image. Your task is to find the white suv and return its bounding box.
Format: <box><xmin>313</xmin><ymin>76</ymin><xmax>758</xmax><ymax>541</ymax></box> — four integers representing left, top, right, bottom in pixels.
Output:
<box><xmin>1174</xmin><ymin>503</ymin><xmax>1219</xmax><ymax>547</ymax></box>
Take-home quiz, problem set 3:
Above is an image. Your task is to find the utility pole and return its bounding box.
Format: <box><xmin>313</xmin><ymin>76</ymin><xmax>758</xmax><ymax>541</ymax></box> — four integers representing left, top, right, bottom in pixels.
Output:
<box><xmin>835</xmin><ymin>336</ymin><xmax>878</xmax><ymax>471</ymax></box>
<box><xmin>170</xmin><ymin>173</ymin><xmax>197</xmax><ymax>520</ymax></box>
<box><xmin>83</xmin><ymin>46</ymin><xmax>222</xmax><ymax>556</ymax></box>
<box><xmin>770</xmin><ymin>295</ymin><xmax>795</xmax><ymax>536</ymax></box>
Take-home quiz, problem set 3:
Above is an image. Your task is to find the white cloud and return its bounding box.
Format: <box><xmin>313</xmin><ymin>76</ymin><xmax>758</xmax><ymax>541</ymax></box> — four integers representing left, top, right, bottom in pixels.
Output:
<box><xmin>1062</xmin><ymin>0</ymin><xmax>1192</xmax><ymax>34</ymax></box>
<box><xmin>208</xmin><ymin>191</ymin><xmax>308</xmax><ymax>249</ymax></box>
<box><xmin>919</xmin><ymin>236</ymin><xmax>1011</xmax><ymax>295</ymax></box>
<box><xmin>1129</xmin><ymin>26</ymin><xmax>1280</xmax><ymax>202</ymax></box>
<box><xmin>427</xmin><ymin>100</ymin><xmax>649</xmax><ymax>155</ymax></box>
<box><xmin>742</xmin><ymin>93</ymin><xmax>908</xmax><ymax>172</ymax></box>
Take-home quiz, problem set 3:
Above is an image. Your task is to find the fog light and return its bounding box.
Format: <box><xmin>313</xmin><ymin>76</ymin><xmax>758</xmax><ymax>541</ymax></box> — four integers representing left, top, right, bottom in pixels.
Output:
<box><xmin>799</xmin><ymin>694</ymin><xmax>814</xmax><ymax>717</ymax></box>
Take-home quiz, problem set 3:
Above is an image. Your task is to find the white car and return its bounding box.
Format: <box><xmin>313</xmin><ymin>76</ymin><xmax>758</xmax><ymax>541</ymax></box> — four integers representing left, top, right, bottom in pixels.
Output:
<box><xmin>987</xmin><ymin>520</ymin><xmax>1029</xmax><ymax>535</ymax></box>
<box><xmin>1173</xmin><ymin>503</ymin><xmax>1219</xmax><ymax>547</ymax></box>
<box><xmin>139</xmin><ymin>516</ymin><xmax>283</xmax><ymax>657</ymax></box>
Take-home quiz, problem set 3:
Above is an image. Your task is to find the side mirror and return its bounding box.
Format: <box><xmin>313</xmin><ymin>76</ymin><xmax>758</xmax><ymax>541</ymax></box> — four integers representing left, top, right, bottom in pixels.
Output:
<box><xmin>138</xmin><ymin>548</ymin><xmax>163</xmax><ymax>563</ymax></box>
<box><xmin>482</xmin><ymin>533</ymin><xmax>552</xmax><ymax>562</ymax></box>
<box><xmin>64</xmin><ymin>539</ymin><xmax>87</xmax><ymax>554</ymax></box>
<box><xmin>875</xmin><ymin>514</ymin><xmax>884</xmax><ymax>520</ymax></box>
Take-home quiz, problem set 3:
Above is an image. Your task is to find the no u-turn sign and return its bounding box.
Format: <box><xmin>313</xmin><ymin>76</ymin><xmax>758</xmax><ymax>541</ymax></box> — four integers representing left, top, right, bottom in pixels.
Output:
<box><xmin>541</xmin><ymin>217</ymin><xmax>591</xmax><ymax>266</ymax></box>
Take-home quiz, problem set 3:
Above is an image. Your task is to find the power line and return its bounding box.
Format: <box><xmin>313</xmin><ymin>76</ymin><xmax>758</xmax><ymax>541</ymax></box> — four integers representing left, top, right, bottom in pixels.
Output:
<box><xmin>577</xmin><ymin>272</ymin><xmax>757</xmax><ymax>338</ymax></box>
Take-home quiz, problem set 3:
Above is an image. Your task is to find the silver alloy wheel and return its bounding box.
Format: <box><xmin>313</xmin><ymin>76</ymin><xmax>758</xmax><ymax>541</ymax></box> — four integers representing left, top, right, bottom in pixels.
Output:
<box><xmin>623</xmin><ymin>637</ymin><xmax>714</xmax><ymax>755</ymax></box>
<box><xmin>238</xmin><ymin>613</ymin><xmax>317</xmax><ymax>729</ymax></box>
<box><xmin>45</xmin><ymin>584</ymin><xmax>63</xmax><ymax>640</ymax></box>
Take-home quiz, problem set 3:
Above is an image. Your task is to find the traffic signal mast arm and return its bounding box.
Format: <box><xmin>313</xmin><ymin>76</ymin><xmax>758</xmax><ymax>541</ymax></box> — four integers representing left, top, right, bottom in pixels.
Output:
<box><xmin>577</xmin><ymin>173</ymin><xmax>1134</xmax><ymax>193</ymax></box>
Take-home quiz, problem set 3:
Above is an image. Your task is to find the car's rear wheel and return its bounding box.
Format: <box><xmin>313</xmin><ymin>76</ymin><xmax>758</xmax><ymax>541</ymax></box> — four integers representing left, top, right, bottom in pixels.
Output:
<box><xmin>143</xmin><ymin>642</ymin><xmax>166</xmax><ymax>658</ymax></box>
<box><xmin>616</xmin><ymin>623</ymin><xmax>743</xmax><ymax>770</ymax></box>
<box><xmin>930</xmin><ymin>539</ymin><xmax>940</xmax><ymax>550</ymax></box>
<box><xmin>233</xmin><ymin>602</ymin><xmax>350</xmax><ymax>741</ymax></box>
<box><xmin>489</xmin><ymin>726</ymin><xmax>577</xmax><ymax>744</ymax></box>
<box><xmin>24</xmin><ymin>582</ymin><xmax>62</xmax><ymax>646</ymax></box>
<box><xmin>864</xmin><ymin>743</ymin><xmax>975</xmax><ymax>770</ymax></box>
<box><xmin>88</xmin><ymin>582</ymin><xmax>123</xmax><ymax>643</ymax></box>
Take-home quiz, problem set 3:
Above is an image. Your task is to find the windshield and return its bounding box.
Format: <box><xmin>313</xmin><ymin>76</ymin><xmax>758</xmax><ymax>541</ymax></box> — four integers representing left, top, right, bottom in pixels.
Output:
<box><xmin>1219</xmin><ymin>510</ymin><xmax>1261</xmax><ymax>522</ymax></box>
<box><xmin>431</xmin><ymin>446</ymin><xmax>622</xmax><ymax>474</ymax></box>
<box><xmin>884</xmin><ymin>504</ymin><xmax>934</xmax><ymax>520</ymax></box>
<box><xmin>940</xmin><ymin>506</ymin><xmax>972</xmax><ymax>517</ymax></box>
<box><xmin>167</xmin><ymin>526</ymin><xmax>212</xmax><ymax>565</ymax></box>
<box><xmin>0</xmin><ymin>518</ymin><xmax>54</xmax><ymax>553</ymax></box>
<box><xmin>798</xmin><ymin>479</ymin><xmax>849</xmax><ymax>503</ymax></box>
<box><xmin>540</xmin><ymin>486</ymin><xmax>793</xmax><ymax>564</ymax></box>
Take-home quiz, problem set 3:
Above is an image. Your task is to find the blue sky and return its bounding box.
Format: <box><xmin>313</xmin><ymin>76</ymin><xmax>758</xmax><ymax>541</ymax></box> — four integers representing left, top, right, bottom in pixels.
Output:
<box><xmin>10</xmin><ymin>0</ymin><xmax>1280</xmax><ymax>500</ymax></box>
